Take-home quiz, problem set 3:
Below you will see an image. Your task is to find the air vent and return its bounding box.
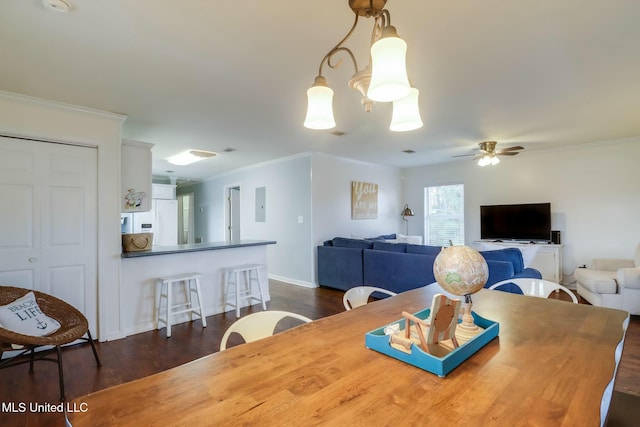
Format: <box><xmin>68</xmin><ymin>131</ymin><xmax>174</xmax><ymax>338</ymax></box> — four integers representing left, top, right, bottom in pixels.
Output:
<box><xmin>42</xmin><ymin>0</ymin><xmax>71</xmax><ymax>13</ymax></box>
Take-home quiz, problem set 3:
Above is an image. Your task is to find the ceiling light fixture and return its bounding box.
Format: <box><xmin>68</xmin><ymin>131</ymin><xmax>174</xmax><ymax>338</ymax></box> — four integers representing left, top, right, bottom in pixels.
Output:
<box><xmin>304</xmin><ymin>0</ymin><xmax>422</xmax><ymax>132</ymax></box>
<box><xmin>167</xmin><ymin>150</ymin><xmax>216</xmax><ymax>166</ymax></box>
<box><xmin>477</xmin><ymin>154</ymin><xmax>500</xmax><ymax>167</ymax></box>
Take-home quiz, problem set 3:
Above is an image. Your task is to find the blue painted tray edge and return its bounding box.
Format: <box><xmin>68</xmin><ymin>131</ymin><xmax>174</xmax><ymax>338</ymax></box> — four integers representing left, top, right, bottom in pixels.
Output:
<box><xmin>365</xmin><ymin>309</ymin><xmax>500</xmax><ymax>377</ymax></box>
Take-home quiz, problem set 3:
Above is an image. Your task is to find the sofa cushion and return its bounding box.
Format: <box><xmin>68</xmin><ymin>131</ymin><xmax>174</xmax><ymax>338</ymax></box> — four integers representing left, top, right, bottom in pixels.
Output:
<box><xmin>480</xmin><ymin>248</ymin><xmax>525</xmax><ymax>274</ymax></box>
<box><xmin>575</xmin><ymin>268</ymin><xmax>618</xmax><ymax>294</ymax></box>
<box><xmin>514</xmin><ymin>267</ymin><xmax>543</xmax><ymax>280</ymax></box>
<box><xmin>372</xmin><ymin>241</ymin><xmax>407</xmax><ymax>252</ymax></box>
<box><xmin>484</xmin><ymin>260</ymin><xmax>516</xmax><ymax>287</ymax></box>
<box><xmin>364</xmin><ymin>250</ymin><xmax>435</xmax><ymax>293</ymax></box>
<box><xmin>370</xmin><ymin>233</ymin><xmax>396</xmax><ymax>240</ymax></box>
<box><xmin>332</xmin><ymin>237</ymin><xmax>374</xmax><ymax>250</ymax></box>
<box><xmin>317</xmin><ymin>246</ymin><xmax>364</xmax><ymax>291</ymax></box>
<box><xmin>406</xmin><ymin>245</ymin><xmax>443</xmax><ymax>256</ymax></box>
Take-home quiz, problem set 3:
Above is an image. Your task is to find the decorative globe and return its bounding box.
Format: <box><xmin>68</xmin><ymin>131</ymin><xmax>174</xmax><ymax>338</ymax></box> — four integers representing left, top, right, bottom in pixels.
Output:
<box><xmin>433</xmin><ymin>245</ymin><xmax>488</xmax><ymax>296</ymax></box>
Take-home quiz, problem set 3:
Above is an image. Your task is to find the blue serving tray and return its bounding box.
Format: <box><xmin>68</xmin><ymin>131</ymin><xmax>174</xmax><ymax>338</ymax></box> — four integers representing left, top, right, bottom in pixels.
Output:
<box><xmin>365</xmin><ymin>309</ymin><xmax>499</xmax><ymax>377</ymax></box>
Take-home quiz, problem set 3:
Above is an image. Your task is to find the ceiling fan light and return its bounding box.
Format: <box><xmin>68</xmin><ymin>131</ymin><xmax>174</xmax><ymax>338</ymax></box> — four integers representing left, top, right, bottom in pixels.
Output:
<box><xmin>477</xmin><ymin>156</ymin><xmax>489</xmax><ymax>167</ymax></box>
<box><xmin>304</xmin><ymin>76</ymin><xmax>336</xmax><ymax>130</ymax></box>
<box><xmin>367</xmin><ymin>26</ymin><xmax>411</xmax><ymax>102</ymax></box>
<box><xmin>389</xmin><ymin>87</ymin><xmax>423</xmax><ymax>132</ymax></box>
<box><xmin>491</xmin><ymin>156</ymin><xmax>500</xmax><ymax>165</ymax></box>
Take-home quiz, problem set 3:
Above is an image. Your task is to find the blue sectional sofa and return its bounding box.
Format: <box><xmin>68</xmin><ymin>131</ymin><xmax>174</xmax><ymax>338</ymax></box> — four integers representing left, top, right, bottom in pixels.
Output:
<box><xmin>317</xmin><ymin>235</ymin><xmax>542</xmax><ymax>294</ymax></box>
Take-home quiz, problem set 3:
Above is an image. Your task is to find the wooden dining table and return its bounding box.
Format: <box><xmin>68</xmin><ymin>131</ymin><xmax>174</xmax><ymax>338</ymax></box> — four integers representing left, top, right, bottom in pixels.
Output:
<box><xmin>70</xmin><ymin>286</ymin><xmax>629</xmax><ymax>426</ymax></box>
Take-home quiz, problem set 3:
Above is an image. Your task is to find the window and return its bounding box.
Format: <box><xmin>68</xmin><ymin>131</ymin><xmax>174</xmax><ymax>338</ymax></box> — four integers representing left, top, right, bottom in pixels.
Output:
<box><xmin>424</xmin><ymin>184</ymin><xmax>464</xmax><ymax>246</ymax></box>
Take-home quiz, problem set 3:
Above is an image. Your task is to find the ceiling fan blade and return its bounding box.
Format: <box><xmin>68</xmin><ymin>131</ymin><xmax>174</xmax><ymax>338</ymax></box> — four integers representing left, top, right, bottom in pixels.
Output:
<box><xmin>499</xmin><ymin>145</ymin><xmax>524</xmax><ymax>151</ymax></box>
<box><xmin>452</xmin><ymin>153</ymin><xmax>477</xmax><ymax>158</ymax></box>
<box><xmin>496</xmin><ymin>151</ymin><xmax>520</xmax><ymax>156</ymax></box>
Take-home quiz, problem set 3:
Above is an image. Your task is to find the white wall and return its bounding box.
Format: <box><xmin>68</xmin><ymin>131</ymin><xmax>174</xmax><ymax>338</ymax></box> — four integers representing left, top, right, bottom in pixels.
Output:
<box><xmin>179</xmin><ymin>154</ymin><xmax>314</xmax><ymax>286</ymax></box>
<box><xmin>402</xmin><ymin>138</ymin><xmax>640</xmax><ymax>282</ymax></box>
<box><xmin>0</xmin><ymin>91</ymin><xmax>125</xmax><ymax>341</ymax></box>
<box><xmin>311</xmin><ymin>153</ymin><xmax>404</xmax><ymax>284</ymax></box>
<box><xmin>311</xmin><ymin>152</ymin><xmax>404</xmax><ymax>245</ymax></box>
<box><xmin>180</xmin><ymin>152</ymin><xmax>405</xmax><ymax>287</ymax></box>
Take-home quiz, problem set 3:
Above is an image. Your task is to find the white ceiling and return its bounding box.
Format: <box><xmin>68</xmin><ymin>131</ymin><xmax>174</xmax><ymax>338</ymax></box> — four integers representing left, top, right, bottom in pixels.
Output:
<box><xmin>1</xmin><ymin>0</ymin><xmax>639</xmax><ymax>181</ymax></box>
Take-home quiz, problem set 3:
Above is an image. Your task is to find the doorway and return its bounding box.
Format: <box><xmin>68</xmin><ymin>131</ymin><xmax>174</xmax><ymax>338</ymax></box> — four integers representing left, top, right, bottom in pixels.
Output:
<box><xmin>226</xmin><ymin>185</ymin><xmax>240</xmax><ymax>241</ymax></box>
<box><xmin>177</xmin><ymin>192</ymin><xmax>195</xmax><ymax>244</ymax></box>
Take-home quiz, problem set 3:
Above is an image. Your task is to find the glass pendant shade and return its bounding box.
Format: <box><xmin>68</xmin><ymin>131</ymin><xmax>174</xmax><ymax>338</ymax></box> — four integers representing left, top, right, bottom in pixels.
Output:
<box><xmin>389</xmin><ymin>87</ymin><xmax>423</xmax><ymax>132</ymax></box>
<box><xmin>304</xmin><ymin>77</ymin><xmax>336</xmax><ymax>130</ymax></box>
<box><xmin>367</xmin><ymin>26</ymin><xmax>411</xmax><ymax>102</ymax></box>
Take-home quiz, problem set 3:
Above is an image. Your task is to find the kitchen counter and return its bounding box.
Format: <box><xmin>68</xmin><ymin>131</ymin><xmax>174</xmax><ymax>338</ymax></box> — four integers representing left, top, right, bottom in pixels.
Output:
<box><xmin>121</xmin><ymin>239</ymin><xmax>276</xmax><ymax>258</ymax></box>
<box><xmin>118</xmin><ymin>239</ymin><xmax>276</xmax><ymax>338</ymax></box>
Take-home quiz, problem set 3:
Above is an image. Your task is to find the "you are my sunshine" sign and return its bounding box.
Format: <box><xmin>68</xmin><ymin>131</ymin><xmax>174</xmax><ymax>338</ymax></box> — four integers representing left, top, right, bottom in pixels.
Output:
<box><xmin>351</xmin><ymin>181</ymin><xmax>378</xmax><ymax>220</ymax></box>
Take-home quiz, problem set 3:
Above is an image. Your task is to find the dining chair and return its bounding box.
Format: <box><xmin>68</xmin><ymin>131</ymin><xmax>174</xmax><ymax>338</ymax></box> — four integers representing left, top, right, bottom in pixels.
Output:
<box><xmin>220</xmin><ymin>310</ymin><xmax>312</xmax><ymax>350</ymax></box>
<box><xmin>0</xmin><ymin>286</ymin><xmax>101</xmax><ymax>401</ymax></box>
<box><xmin>488</xmin><ymin>278</ymin><xmax>578</xmax><ymax>303</ymax></box>
<box><xmin>343</xmin><ymin>286</ymin><xmax>397</xmax><ymax>310</ymax></box>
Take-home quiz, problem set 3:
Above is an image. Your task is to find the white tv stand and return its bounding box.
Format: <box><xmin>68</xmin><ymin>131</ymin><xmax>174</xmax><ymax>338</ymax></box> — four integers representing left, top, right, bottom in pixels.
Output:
<box><xmin>473</xmin><ymin>241</ymin><xmax>563</xmax><ymax>283</ymax></box>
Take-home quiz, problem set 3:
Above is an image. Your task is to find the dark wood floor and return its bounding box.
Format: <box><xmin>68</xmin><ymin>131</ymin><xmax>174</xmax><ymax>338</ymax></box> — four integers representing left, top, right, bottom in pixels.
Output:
<box><xmin>0</xmin><ymin>281</ymin><xmax>638</xmax><ymax>426</ymax></box>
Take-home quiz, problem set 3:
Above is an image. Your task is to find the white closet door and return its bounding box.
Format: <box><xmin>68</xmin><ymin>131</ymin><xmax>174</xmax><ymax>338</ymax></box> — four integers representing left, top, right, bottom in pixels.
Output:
<box><xmin>0</xmin><ymin>137</ymin><xmax>98</xmax><ymax>333</ymax></box>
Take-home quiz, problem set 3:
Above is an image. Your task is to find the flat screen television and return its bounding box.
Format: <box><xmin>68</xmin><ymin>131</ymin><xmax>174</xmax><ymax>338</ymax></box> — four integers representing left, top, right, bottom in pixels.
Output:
<box><xmin>480</xmin><ymin>203</ymin><xmax>551</xmax><ymax>241</ymax></box>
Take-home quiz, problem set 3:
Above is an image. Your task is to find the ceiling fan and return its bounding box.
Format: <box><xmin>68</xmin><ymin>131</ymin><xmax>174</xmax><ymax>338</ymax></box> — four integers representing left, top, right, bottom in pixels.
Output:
<box><xmin>454</xmin><ymin>141</ymin><xmax>524</xmax><ymax>166</ymax></box>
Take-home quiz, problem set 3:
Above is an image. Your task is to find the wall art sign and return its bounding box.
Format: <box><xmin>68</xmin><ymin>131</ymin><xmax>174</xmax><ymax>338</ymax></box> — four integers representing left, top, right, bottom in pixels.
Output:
<box><xmin>351</xmin><ymin>181</ymin><xmax>378</xmax><ymax>219</ymax></box>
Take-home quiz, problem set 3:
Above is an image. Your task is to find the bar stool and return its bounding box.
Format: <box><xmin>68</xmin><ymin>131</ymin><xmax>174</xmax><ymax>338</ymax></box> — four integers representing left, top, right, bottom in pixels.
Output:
<box><xmin>223</xmin><ymin>264</ymin><xmax>267</xmax><ymax>318</ymax></box>
<box><xmin>156</xmin><ymin>272</ymin><xmax>207</xmax><ymax>338</ymax></box>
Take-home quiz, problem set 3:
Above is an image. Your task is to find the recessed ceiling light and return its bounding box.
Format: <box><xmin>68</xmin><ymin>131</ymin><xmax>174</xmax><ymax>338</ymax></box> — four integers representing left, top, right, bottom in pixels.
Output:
<box><xmin>167</xmin><ymin>150</ymin><xmax>216</xmax><ymax>166</ymax></box>
<box><xmin>42</xmin><ymin>0</ymin><xmax>71</xmax><ymax>13</ymax></box>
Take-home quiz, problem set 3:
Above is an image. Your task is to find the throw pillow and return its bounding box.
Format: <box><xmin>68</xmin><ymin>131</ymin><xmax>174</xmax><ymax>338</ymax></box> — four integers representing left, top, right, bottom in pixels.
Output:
<box><xmin>0</xmin><ymin>291</ymin><xmax>61</xmax><ymax>337</ymax></box>
<box><xmin>396</xmin><ymin>233</ymin><xmax>423</xmax><ymax>245</ymax></box>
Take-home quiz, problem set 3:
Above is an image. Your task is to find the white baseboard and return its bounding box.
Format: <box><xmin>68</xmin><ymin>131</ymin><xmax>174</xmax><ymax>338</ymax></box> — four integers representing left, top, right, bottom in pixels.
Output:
<box><xmin>268</xmin><ymin>274</ymin><xmax>316</xmax><ymax>288</ymax></box>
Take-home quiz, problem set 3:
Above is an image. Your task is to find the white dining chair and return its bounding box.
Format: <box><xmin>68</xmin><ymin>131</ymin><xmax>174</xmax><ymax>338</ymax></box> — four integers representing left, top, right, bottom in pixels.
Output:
<box><xmin>220</xmin><ymin>310</ymin><xmax>312</xmax><ymax>350</ymax></box>
<box><xmin>343</xmin><ymin>286</ymin><xmax>397</xmax><ymax>310</ymax></box>
<box><xmin>488</xmin><ymin>278</ymin><xmax>578</xmax><ymax>303</ymax></box>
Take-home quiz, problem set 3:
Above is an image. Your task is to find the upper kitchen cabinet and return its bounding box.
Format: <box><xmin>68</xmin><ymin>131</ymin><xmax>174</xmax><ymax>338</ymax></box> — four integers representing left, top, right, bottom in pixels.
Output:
<box><xmin>152</xmin><ymin>183</ymin><xmax>176</xmax><ymax>200</ymax></box>
<box><xmin>122</xmin><ymin>139</ymin><xmax>153</xmax><ymax>212</ymax></box>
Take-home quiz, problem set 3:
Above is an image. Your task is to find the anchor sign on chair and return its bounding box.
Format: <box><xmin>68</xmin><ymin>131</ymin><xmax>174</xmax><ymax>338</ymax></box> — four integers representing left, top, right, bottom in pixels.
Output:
<box><xmin>35</xmin><ymin>318</ymin><xmax>48</xmax><ymax>330</ymax></box>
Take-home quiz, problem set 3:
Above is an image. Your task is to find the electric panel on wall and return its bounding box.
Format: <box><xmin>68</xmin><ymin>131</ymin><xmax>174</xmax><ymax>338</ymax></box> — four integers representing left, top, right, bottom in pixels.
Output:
<box><xmin>255</xmin><ymin>186</ymin><xmax>266</xmax><ymax>222</ymax></box>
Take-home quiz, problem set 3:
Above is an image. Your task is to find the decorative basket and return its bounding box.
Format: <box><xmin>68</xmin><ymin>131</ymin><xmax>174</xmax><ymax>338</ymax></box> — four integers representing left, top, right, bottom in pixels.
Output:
<box><xmin>122</xmin><ymin>233</ymin><xmax>153</xmax><ymax>252</ymax></box>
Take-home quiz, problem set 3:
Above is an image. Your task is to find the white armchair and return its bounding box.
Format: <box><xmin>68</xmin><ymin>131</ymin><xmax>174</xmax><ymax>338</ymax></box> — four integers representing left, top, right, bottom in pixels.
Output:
<box><xmin>574</xmin><ymin>244</ymin><xmax>640</xmax><ymax>315</ymax></box>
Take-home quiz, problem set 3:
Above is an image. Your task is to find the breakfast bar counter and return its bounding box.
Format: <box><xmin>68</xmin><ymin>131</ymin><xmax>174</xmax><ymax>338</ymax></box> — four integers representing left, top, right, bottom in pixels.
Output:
<box><xmin>120</xmin><ymin>239</ymin><xmax>276</xmax><ymax>258</ymax></box>
<box><xmin>119</xmin><ymin>239</ymin><xmax>276</xmax><ymax>337</ymax></box>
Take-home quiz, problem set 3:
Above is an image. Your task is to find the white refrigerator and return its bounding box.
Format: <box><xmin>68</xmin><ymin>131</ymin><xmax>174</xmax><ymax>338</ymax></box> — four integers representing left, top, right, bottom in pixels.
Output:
<box><xmin>130</xmin><ymin>199</ymin><xmax>178</xmax><ymax>246</ymax></box>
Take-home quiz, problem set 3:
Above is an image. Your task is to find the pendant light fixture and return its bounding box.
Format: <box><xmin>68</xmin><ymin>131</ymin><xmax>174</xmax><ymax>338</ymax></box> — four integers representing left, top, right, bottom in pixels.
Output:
<box><xmin>304</xmin><ymin>0</ymin><xmax>422</xmax><ymax>132</ymax></box>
